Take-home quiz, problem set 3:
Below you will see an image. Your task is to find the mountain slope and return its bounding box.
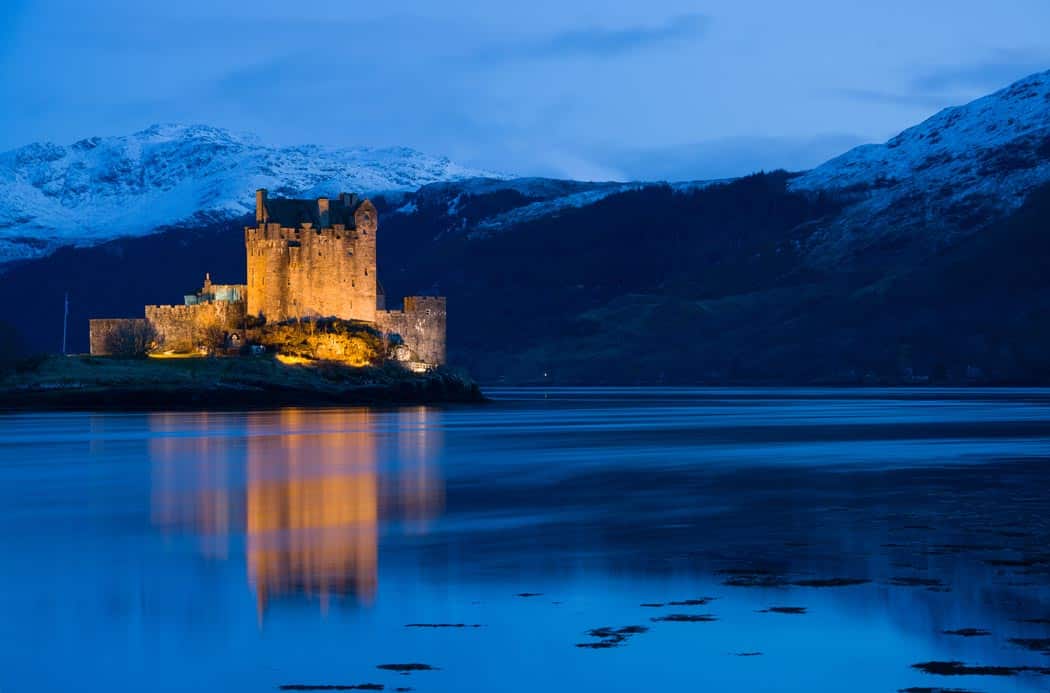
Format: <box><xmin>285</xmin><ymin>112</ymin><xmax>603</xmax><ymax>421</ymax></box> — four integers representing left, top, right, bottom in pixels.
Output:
<box><xmin>2</xmin><ymin>171</ymin><xmax>1050</xmax><ymax>384</ymax></box>
<box><xmin>3</xmin><ymin>71</ymin><xmax>1050</xmax><ymax>384</ymax></box>
<box><xmin>0</xmin><ymin>124</ymin><xmax>502</xmax><ymax>263</ymax></box>
<box><xmin>792</xmin><ymin>70</ymin><xmax>1050</xmax><ymax>265</ymax></box>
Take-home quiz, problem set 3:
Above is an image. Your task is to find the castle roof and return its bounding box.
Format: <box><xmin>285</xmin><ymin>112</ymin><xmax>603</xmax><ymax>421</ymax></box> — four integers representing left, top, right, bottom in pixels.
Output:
<box><xmin>259</xmin><ymin>192</ymin><xmax>366</xmax><ymax>228</ymax></box>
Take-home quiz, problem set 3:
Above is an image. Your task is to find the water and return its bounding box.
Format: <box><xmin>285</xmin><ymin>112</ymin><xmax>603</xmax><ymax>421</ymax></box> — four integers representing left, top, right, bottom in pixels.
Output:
<box><xmin>3</xmin><ymin>388</ymin><xmax>1050</xmax><ymax>692</ymax></box>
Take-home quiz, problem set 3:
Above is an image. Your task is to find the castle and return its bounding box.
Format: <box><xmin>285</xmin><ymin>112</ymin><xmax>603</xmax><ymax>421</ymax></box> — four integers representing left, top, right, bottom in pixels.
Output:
<box><xmin>90</xmin><ymin>190</ymin><xmax>446</xmax><ymax>367</ymax></box>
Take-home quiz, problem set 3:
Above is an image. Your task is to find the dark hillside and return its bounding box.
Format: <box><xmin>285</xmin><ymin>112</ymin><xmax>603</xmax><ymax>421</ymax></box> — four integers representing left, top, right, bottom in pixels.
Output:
<box><xmin>3</xmin><ymin>175</ymin><xmax>1049</xmax><ymax>384</ymax></box>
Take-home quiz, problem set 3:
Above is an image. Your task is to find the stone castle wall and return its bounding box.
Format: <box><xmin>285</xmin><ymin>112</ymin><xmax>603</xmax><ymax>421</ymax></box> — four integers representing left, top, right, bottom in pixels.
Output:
<box><xmin>89</xmin><ymin>318</ymin><xmax>149</xmax><ymax>356</ymax></box>
<box><xmin>377</xmin><ymin>296</ymin><xmax>447</xmax><ymax>366</ymax></box>
<box><xmin>245</xmin><ymin>200</ymin><xmax>378</xmax><ymax>324</ymax></box>
<box><xmin>146</xmin><ymin>301</ymin><xmax>247</xmax><ymax>352</ymax></box>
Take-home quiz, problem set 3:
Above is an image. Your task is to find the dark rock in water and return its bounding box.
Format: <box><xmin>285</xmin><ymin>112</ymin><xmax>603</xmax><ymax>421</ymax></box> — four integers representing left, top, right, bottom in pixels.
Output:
<box><xmin>911</xmin><ymin>660</ymin><xmax>1050</xmax><ymax>676</ymax></box>
<box><xmin>898</xmin><ymin>688</ymin><xmax>983</xmax><ymax>693</ymax></box>
<box><xmin>722</xmin><ymin>573</ymin><xmax>789</xmax><ymax>588</ymax></box>
<box><xmin>758</xmin><ymin>606</ymin><xmax>807</xmax><ymax>614</ymax></box>
<box><xmin>942</xmin><ymin>628</ymin><xmax>991</xmax><ymax>637</ymax></box>
<box><xmin>792</xmin><ymin>578</ymin><xmax>870</xmax><ymax>588</ymax></box>
<box><xmin>640</xmin><ymin>603</ymin><xmax>665</xmax><ymax>607</ymax></box>
<box><xmin>515</xmin><ymin>592</ymin><xmax>543</xmax><ymax>597</ymax></box>
<box><xmin>650</xmin><ymin>613</ymin><xmax>718</xmax><ymax>623</ymax></box>
<box><xmin>890</xmin><ymin>576</ymin><xmax>945</xmax><ymax>588</ymax></box>
<box><xmin>983</xmin><ymin>557</ymin><xmax>1050</xmax><ymax>567</ymax></box>
<box><xmin>668</xmin><ymin>598</ymin><xmax>715</xmax><ymax>606</ymax></box>
<box><xmin>577</xmin><ymin>625</ymin><xmax>649</xmax><ymax>649</ymax></box>
<box><xmin>280</xmin><ymin>686</ymin><xmax>384</xmax><ymax>691</ymax></box>
<box><xmin>576</xmin><ymin>641</ymin><xmax>619</xmax><ymax>649</ymax></box>
<box><xmin>404</xmin><ymin>623</ymin><xmax>483</xmax><ymax>629</ymax></box>
<box><xmin>375</xmin><ymin>664</ymin><xmax>438</xmax><ymax>675</ymax></box>
<box><xmin>1009</xmin><ymin>637</ymin><xmax>1050</xmax><ymax>654</ymax></box>
<box><xmin>735</xmin><ymin>652</ymin><xmax>763</xmax><ymax>657</ymax></box>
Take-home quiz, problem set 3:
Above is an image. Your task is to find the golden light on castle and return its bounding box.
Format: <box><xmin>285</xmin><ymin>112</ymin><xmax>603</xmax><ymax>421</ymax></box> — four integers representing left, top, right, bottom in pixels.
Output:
<box><xmin>90</xmin><ymin>191</ymin><xmax>447</xmax><ymax>369</ymax></box>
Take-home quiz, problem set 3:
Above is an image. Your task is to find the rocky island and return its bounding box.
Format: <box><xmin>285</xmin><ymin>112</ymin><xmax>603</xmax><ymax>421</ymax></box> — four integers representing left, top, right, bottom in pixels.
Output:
<box><xmin>0</xmin><ymin>190</ymin><xmax>483</xmax><ymax>411</ymax></box>
<box><xmin>0</xmin><ymin>355</ymin><xmax>483</xmax><ymax>411</ymax></box>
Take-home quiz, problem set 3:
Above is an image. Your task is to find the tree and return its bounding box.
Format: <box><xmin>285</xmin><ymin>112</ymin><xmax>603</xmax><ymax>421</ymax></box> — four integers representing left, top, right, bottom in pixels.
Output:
<box><xmin>104</xmin><ymin>321</ymin><xmax>156</xmax><ymax>358</ymax></box>
<box><xmin>0</xmin><ymin>320</ymin><xmax>24</xmax><ymax>373</ymax></box>
<box><xmin>198</xmin><ymin>323</ymin><xmax>227</xmax><ymax>355</ymax></box>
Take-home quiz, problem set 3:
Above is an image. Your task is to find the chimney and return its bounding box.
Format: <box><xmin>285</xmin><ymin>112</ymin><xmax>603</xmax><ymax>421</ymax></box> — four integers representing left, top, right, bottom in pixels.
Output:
<box><xmin>317</xmin><ymin>197</ymin><xmax>330</xmax><ymax>227</ymax></box>
<box><xmin>340</xmin><ymin>192</ymin><xmax>358</xmax><ymax>208</ymax></box>
<box><xmin>255</xmin><ymin>189</ymin><xmax>268</xmax><ymax>224</ymax></box>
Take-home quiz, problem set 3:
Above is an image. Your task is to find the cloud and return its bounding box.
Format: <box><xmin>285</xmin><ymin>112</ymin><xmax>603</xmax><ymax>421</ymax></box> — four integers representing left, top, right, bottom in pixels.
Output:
<box><xmin>826</xmin><ymin>54</ymin><xmax>1050</xmax><ymax>109</ymax></box>
<box><xmin>593</xmin><ymin>133</ymin><xmax>869</xmax><ymax>182</ymax></box>
<box><xmin>821</xmin><ymin>88</ymin><xmax>947</xmax><ymax>109</ymax></box>
<box><xmin>476</xmin><ymin>13</ymin><xmax>710</xmax><ymax>62</ymax></box>
<box><xmin>913</xmin><ymin>57</ymin><xmax>1050</xmax><ymax>92</ymax></box>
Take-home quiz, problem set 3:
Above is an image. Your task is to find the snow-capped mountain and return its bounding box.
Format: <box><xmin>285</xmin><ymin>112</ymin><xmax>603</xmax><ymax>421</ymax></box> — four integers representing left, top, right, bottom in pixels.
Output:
<box><xmin>3</xmin><ymin>70</ymin><xmax>1049</xmax><ymax>269</ymax></box>
<box><xmin>0</xmin><ymin>124</ymin><xmax>503</xmax><ymax>264</ymax></box>
<box><xmin>791</xmin><ymin>70</ymin><xmax>1050</xmax><ymax>263</ymax></box>
<box><xmin>384</xmin><ymin>177</ymin><xmax>642</xmax><ymax>241</ymax></box>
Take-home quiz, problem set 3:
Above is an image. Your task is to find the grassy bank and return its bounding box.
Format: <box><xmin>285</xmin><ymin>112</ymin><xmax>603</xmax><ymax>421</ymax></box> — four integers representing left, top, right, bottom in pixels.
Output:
<box><xmin>0</xmin><ymin>355</ymin><xmax>485</xmax><ymax>411</ymax></box>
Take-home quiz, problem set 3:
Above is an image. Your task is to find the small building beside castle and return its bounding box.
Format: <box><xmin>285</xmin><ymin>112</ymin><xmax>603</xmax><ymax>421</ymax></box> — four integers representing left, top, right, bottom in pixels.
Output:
<box><xmin>89</xmin><ymin>190</ymin><xmax>446</xmax><ymax>368</ymax></box>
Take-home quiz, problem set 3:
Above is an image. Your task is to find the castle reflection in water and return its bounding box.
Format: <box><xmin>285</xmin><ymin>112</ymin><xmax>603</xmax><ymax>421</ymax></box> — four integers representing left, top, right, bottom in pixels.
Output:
<box><xmin>148</xmin><ymin>408</ymin><xmax>444</xmax><ymax>616</ymax></box>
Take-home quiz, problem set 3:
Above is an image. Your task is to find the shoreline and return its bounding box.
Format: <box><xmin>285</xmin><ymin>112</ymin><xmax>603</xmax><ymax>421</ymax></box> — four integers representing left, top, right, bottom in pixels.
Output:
<box><xmin>0</xmin><ymin>355</ymin><xmax>486</xmax><ymax>413</ymax></box>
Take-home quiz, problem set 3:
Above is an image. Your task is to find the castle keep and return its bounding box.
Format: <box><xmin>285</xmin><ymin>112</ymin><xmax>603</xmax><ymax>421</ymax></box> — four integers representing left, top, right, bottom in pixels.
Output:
<box><xmin>90</xmin><ymin>190</ymin><xmax>447</xmax><ymax>367</ymax></box>
<box><xmin>247</xmin><ymin>190</ymin><xmax>378</xmax><ymax>324</ymax></box>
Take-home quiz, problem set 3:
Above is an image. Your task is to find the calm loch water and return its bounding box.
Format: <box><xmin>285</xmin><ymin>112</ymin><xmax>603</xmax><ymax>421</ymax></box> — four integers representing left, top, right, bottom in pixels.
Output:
<box><xmin>3</xmin><ymin>388</ymin><xmax>1050</xmax><ymax>692</ymax></box>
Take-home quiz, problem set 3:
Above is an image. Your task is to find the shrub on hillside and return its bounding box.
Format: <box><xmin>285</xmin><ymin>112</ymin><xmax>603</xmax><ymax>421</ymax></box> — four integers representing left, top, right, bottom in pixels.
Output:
<box><xmin>0</xmin><ymin>320</ymin><xmax>25</xmax><ymax>374</ymax></box>
<box><xmin>257</xmin><ymin>318</ymin><xmax>384</xmax><ymax>367</ymax></box>
<box><xmin>198</xmin><ymin>323</ymin><xmax>228</xmax><ymax>355</ymax></box>
<box><xmin>104</xmin><ymin>321</ymin><xmax>156</xmax><ymax>358</ymax></box>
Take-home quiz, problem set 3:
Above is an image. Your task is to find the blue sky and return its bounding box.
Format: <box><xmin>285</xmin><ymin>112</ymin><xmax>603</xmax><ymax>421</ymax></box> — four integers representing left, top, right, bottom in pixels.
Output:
<box><xmin>2</xmin><ymin>0</ymin><xmax>1048</xmax><ymax>180</ymax></box>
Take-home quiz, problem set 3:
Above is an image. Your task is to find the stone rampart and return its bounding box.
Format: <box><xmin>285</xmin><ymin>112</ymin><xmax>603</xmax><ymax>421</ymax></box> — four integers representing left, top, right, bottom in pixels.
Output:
<box><xmin>376</xmin><ymin>296</ymin><xmax>447</xmax><ymax>366</ymax></box>
<box><xmin>146</xmin><ymin>301</ymin><xmax>246</xmax><ymax>352</ymax></box>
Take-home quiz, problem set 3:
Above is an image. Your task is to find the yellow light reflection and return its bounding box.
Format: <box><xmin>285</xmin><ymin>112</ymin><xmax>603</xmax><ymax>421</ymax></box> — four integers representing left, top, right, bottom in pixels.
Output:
<box><xmin>149</xmin><ymin>407</ymin><xmax>444</xmax><ymax>620</ymax></box>
<box><xmin>246</xmin><ymin>409</ymin><xmax>378</xmax><ymax>614</ymax></box>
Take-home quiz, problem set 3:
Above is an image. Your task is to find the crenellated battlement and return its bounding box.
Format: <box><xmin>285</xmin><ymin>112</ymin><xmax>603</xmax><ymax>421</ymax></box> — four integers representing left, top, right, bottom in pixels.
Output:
<box><xmin>244</xmin><ymin>222</ymin><xmax>363</xmax><ymax>245</ymax></box>
<box><xmin>244</xmin><ymin>189</ymin><xmax>378</xmax><ymax>323</ymax></box>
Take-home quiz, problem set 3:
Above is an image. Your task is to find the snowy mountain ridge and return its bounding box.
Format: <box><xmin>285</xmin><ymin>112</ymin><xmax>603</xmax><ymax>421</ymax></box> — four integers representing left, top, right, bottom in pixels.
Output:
<box><xmin>2</xmin><ymin>69</ymin><xmax>1050</xmax><ymax>268</ymax></box>
<box><xmin>0</xmin><ymin>124</ymin><xmax>503</xmax><ymax>263</ymax></box>
<box><xmin>791</xmin><ymin>70</ymin><xmax>1050</xmax><ymax>262</ymax></box>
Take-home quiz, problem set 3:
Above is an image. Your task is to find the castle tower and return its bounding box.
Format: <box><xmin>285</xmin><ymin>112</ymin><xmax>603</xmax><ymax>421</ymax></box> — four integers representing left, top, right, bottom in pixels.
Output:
<box><xmin>245</xmin><ymin>189</ymin><xmax>378</xmax><ymax>323</ymax></box>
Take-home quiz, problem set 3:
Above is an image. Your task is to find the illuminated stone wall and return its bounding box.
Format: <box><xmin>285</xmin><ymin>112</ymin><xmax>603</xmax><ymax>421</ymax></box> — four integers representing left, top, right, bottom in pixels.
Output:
<box><xmin>145</xmin><ymin>300</ymin><xmax>246</xmax><ymax>352</ymax></box>
<box><xmin>376</xmin><ymin>296</ymin><xmax>447</xmax><ymax>366</ymax></box>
